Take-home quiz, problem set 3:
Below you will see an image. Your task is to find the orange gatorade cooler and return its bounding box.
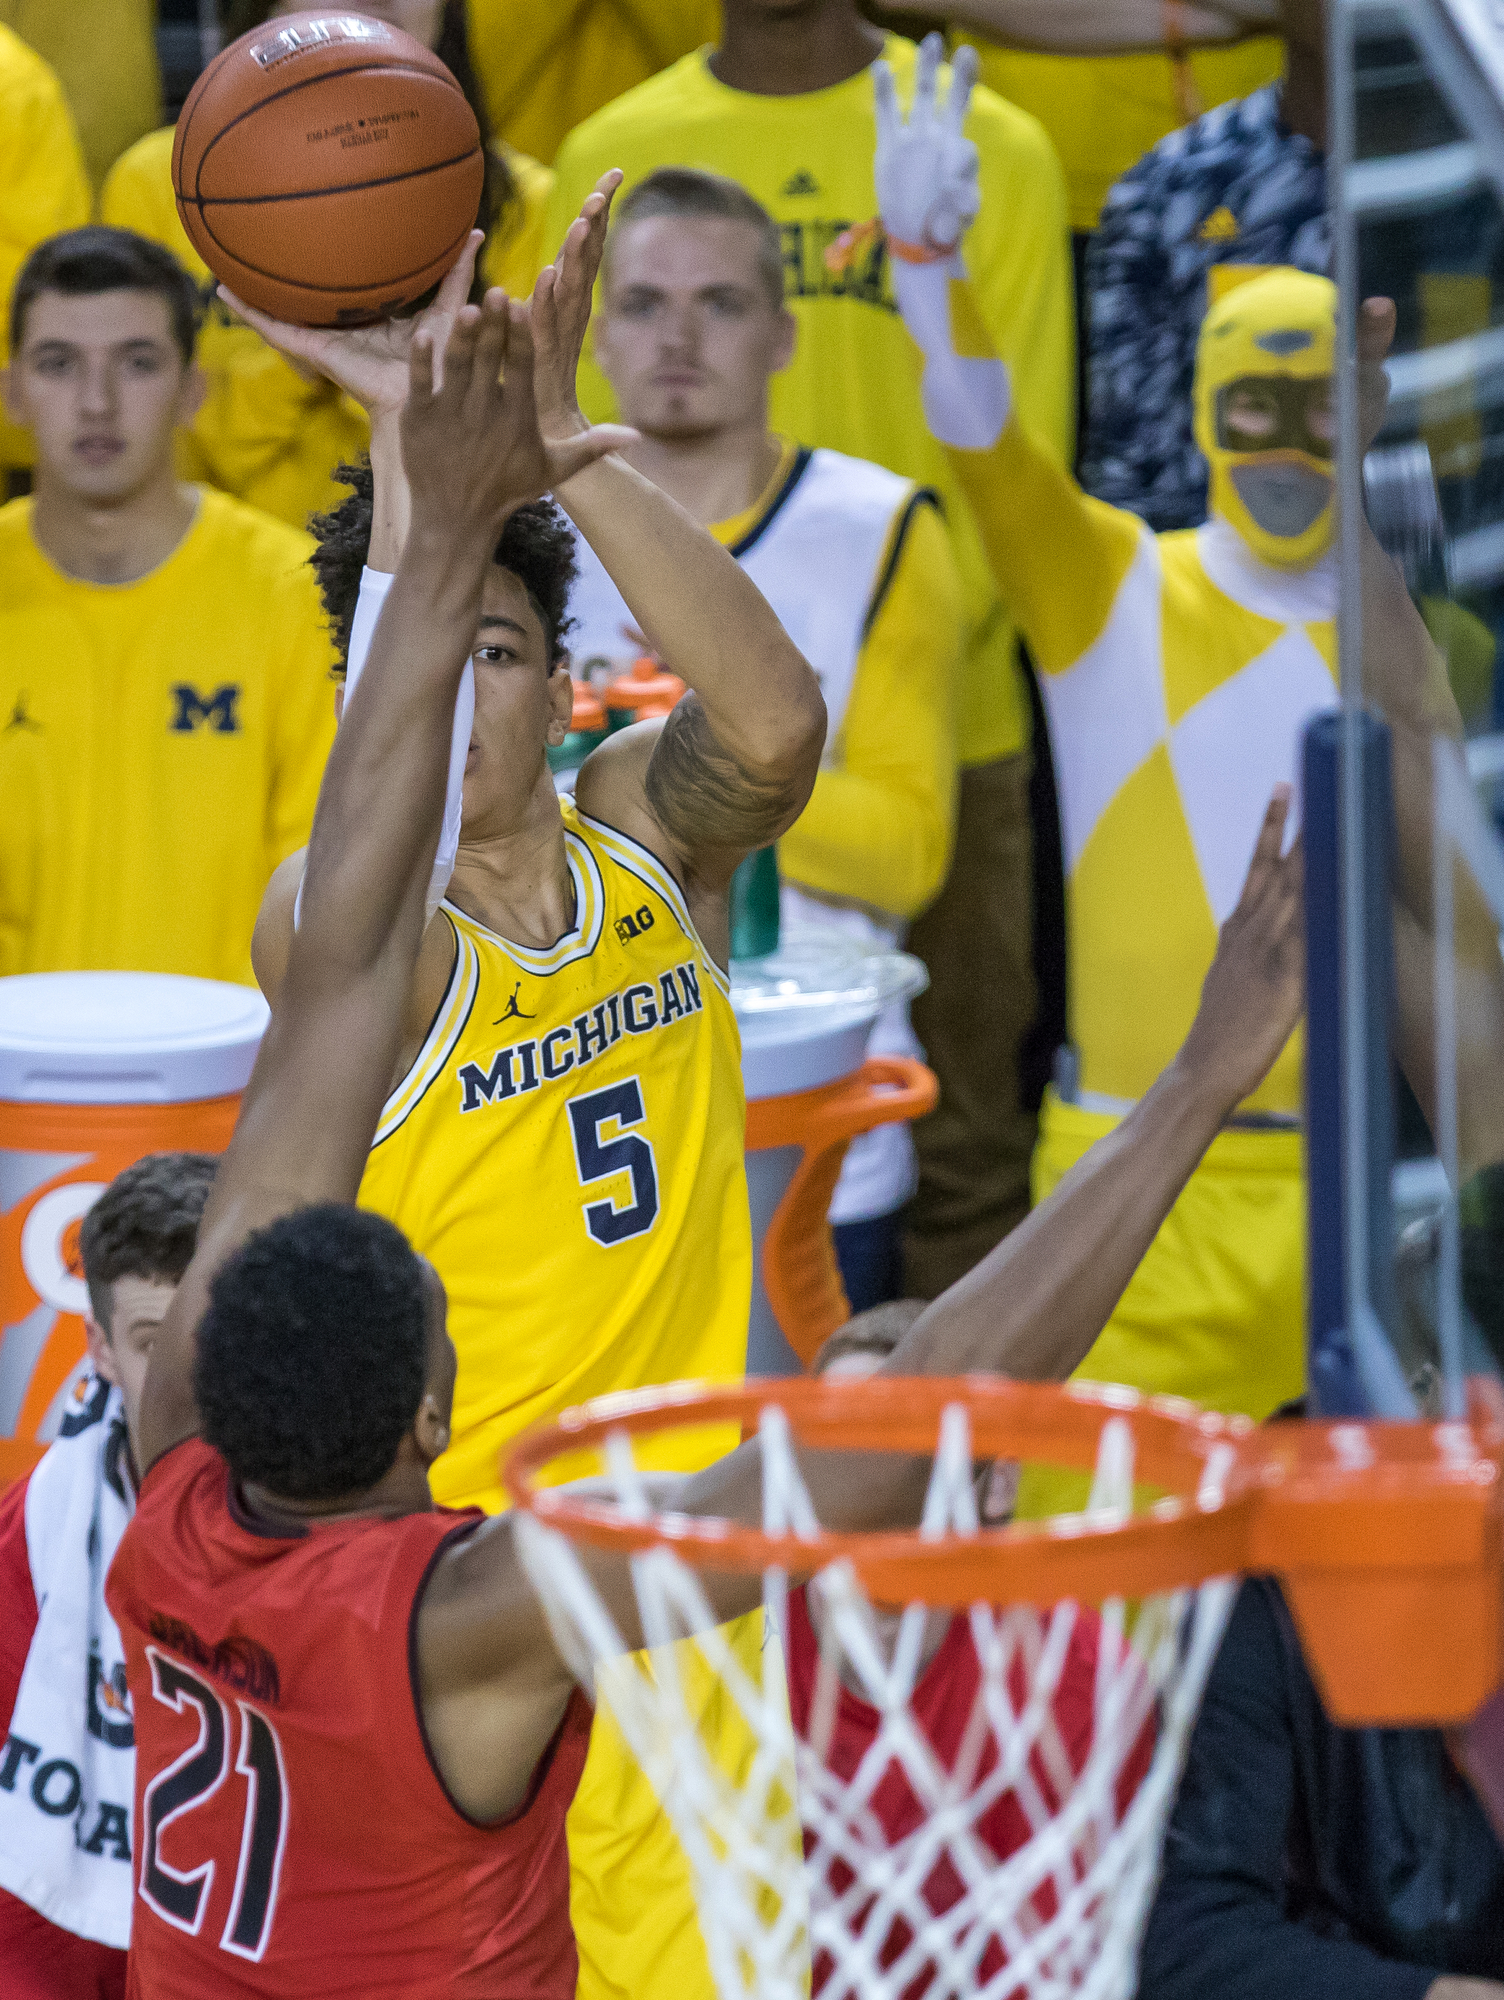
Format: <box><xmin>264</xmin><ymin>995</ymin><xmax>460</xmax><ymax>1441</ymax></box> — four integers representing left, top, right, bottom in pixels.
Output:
<box><xmin>0</xmin><ymin>973</ymin><xmax>268</xmax><ymax>1486</ymax></box>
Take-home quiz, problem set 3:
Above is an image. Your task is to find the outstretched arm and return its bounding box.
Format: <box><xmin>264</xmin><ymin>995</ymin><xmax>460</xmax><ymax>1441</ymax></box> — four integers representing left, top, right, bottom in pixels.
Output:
<box><xmin>874</xmin><ymin>37</ymin><xmax>1142</xmax><ymax>673</ymax></box>
<box><xmin>135</xmin><ymin>298</ymin><xmax>626</xmax><ymax>1474</ymax></box>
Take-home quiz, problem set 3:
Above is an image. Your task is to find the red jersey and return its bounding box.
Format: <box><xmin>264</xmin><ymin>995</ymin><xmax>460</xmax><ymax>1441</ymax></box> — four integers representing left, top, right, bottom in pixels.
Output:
<box><xmin>786</xmin><ymin>1584</ymin><xmax>1156</xmax><ymax>1999</ymax></box>
<box><xmin>105</xmin><ymin>1438</ymin><xmax>590</xmax><ymax>1999</ymax></box>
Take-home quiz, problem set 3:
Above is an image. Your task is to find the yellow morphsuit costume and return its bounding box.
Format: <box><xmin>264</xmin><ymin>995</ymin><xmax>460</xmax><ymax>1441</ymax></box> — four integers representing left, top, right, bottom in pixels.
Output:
<box><xmin>895</xmin><ymin>261</ymin><xmax>1342</xmax><ymax>1421</ymax></box>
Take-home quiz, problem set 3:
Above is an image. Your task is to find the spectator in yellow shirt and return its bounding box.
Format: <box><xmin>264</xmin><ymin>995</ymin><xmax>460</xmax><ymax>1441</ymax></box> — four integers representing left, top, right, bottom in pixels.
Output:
<box><xmin>571</xmin><ymin>166</ymin><xmax>962</xmax><ymax>1307</ymax></box>
<box><xmin>0</xmin><ymin>228</ymin><xmax>335</xmax><ymax>983</ymax></box>
<box><xmin>0</xmin><ymin>22</ymin><xmax>90</xmax><ymax>489</ymax></box>
<box><xmin>465</xmin><ymin>0</ymin><xmax>720</xmax><ymax>166</ymax></box>
<box><xmin>547</xmin><ymin>1</ymin><xmax>1075</xmax><ymax>1300</ymax></box>
<box><xmin>99</xmin><ymin>0</ymin><xmax>554</xmax><ymax>533</ymax></box>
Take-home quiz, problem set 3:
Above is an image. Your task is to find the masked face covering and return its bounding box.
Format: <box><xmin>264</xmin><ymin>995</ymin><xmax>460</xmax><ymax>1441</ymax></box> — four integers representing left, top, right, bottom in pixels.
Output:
<box><xmin>1193</xmin><ymin>267</ymin><xmax>1339</xmax><ymax>570</ymax></box>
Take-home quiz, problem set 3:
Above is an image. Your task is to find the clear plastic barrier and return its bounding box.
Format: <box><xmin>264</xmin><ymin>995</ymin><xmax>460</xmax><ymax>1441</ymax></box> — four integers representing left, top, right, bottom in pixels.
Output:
<box><xmin>1329</xmin><ymin>0</ymin><xmax>1504</xmax><ymax>1413</ymax></box>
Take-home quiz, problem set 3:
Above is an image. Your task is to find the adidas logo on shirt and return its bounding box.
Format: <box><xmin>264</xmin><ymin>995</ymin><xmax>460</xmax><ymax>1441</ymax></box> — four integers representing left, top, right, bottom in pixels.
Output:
<box><xmin>781</xmin><ymin>170</ymin><xmax>820</xmax><ymax>198</ymax></box>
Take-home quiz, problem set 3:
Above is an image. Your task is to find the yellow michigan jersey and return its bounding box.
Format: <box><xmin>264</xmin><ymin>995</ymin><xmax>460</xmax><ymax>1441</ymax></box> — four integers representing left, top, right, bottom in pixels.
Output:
<box><xmin>357</xmin><ymin>799</ymin><xmax>751</xmax><ymax>1512</ymax></box>
<box><xmin>546</xmin><ymin>32</ymin><xmax>1074</xmax><ymax>767</ymax></box>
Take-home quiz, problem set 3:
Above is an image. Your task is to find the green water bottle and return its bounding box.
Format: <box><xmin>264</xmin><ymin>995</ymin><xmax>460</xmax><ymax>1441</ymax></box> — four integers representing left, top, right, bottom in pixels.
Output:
<box><xmin>730</xmin><ymin>845</ymin><xmax>780</xmax><ymax>961</ymax></box>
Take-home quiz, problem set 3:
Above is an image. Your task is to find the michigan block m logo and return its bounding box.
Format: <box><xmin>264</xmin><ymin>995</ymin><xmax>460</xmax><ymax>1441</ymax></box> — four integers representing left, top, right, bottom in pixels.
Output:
<box><xmin>169</xmin><ymin>683</ymin><xmax>242</xmax><ymax>734</ymax></box>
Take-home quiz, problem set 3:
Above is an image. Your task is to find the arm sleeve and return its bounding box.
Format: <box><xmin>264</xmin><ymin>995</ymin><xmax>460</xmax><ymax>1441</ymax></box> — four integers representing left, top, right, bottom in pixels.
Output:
<box><xmin>966</xmin><ymin>85</ymin><xmax>1076</xmax><ymax>468</ymax></box>
<box><xmin>266</xmin><ymin>563</ymin><xmax>340</xmax><ymax>875</ymax></box>
<box><xmin>888</xmin><ymin>240</ymin><xmax>1139</xmax><ymax>678</ymax></box>
<box><xmin>1138</xmin><ymin>1581</ymin><xmax>1439</xmax><ymax>2000</ymax></box>
<box><xmin>340</xmin><ymin>567</ymin><xmax>474</xmax><ymax>924</ymax></box>
<box><xmin>778</xmin><ymin>495</ymin><xmax>960</xmax><ymax>921</ymax></box>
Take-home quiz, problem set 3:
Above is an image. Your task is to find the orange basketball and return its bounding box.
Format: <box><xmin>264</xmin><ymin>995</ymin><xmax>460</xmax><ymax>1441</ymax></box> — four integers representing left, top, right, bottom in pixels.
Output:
<box><xmin>172</xmin><ymin>11</ymin><xmax>484</xmax><ymax>327</ymax></box>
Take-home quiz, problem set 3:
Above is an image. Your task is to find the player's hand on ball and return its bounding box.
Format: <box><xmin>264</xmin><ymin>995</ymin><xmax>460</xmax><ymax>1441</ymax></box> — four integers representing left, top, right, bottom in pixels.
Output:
<box><xmin>1179</xmin><ymin>787</ymin><xmax>1305</xmax><ymax>1115</ymax></box>
<box><xmin>218</xmin><ymin>229</ymin><xmax>484</xmax><ymax>419</ymax></box>
<box><xmin>531</xmin><ymin>171</ymin><xmax>624</xmax><ymax>447</ymax></box>
<box><xmin>873</xmin><ymin>34</ymin><xmax>981</xmax><ymax>255</ymax></box>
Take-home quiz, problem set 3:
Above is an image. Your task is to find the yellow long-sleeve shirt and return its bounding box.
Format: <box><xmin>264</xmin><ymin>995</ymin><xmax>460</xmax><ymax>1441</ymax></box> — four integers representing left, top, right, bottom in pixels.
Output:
<box><xmin>466</xmin><ymin>0</ymin><xmax>719</xmax><ymax>166</ymax></box>
<box><xmin>99</xmin><ymin>129</ymin><xmax>553</xmax><ymax>533</ymax></box>
<box><xmin>971</xmin><ymin>39</ymin><xmax>1284</xmax><ymax>232</ymax></box>
<box><xmin>0</xmin><ymin>24</ymin><xmax>90</xmax><ymax>475</ymax></box>
<box><xmin>547</xmin><ymin>34</ymin><xmax>1074</xmax><ymax>767</ymax></box>
<box><xmin>708</xmin><ymin>446</ymin><xmax>959</xmax><ymax>920</ymax></box>
<box><xmin>0</xmin><ymin>489</ymin><xmax>336</xmax><ymax>984</ymax></box>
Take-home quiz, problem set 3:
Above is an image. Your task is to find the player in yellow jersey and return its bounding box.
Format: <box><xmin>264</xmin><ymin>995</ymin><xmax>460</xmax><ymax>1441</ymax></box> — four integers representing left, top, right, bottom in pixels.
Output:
<box><xmin>246</xmin><ymin>192</ymin><xmax>824</xmax><ymax>1505</ymax></box>
<box><xmin>243</xmin><ymin>190</ymin><xmax>823</xmax><ymax>2000</ymax></box>
<box><xmin>545</xmin><ymin>1</ymin><xmax>1076</xmax><ymax>1300</ymax></box>
<box><xmin>100</xmin><ymin>0</ymin><xmax>553</xmax><ymax>533</ymax></box>
<box><xmin>0</xmin><ymin>226</ymin><xmax>336</xmax><ymax>983</ymax></box>
<box><xmin>868</xmin><ymin>48</ymin><xmax>1351</xmax><ymax>1426</ymax></box>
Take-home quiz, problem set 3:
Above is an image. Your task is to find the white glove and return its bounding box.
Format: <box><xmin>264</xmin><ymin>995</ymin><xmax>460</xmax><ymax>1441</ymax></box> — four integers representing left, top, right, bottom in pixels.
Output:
<box><xmin>295</xmin><ymin>566</ymin><xmax>473</xmax><ymax>931</ymax></box>
<box><xmin>873</xmin><ymin>34</ymin><xmax>980</xmax><ymax>256</ymax></box>
<box><xmin>873</xmin><ymin>38</ymin><xmax>1009</xmax><ymax>452</ymax></box>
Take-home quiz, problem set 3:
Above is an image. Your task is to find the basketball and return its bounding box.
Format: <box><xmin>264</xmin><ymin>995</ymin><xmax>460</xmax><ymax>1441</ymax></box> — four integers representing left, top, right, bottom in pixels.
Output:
<box><xmin>171</xmin><ymin>11</ymin><xmax>484</xmax><ymax>327</ymax></box>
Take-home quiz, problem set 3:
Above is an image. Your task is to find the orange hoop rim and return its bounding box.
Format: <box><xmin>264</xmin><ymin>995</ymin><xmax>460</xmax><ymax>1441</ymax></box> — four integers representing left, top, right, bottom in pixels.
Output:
<box><xmin>504</xmin><ymin>1376</ymin><xmax>1275</xmax><ymax>1607</ymax></box>
<box><xmin>506</xmin><ymin>1376</ymin><xmax>1504</xmax><ymax>1722</ymax></box>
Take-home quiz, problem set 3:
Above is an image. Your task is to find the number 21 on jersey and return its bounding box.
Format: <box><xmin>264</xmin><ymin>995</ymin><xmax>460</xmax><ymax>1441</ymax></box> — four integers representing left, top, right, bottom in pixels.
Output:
<box><xmin>139</xmin><ymin>1647</ymin><xmax>288</xmax><ymax>1963</ymax></box>
<box><xmin>567</xmin><ymin>1077</ymin><xmax>659</xmax><ymax>1246</ymax></box>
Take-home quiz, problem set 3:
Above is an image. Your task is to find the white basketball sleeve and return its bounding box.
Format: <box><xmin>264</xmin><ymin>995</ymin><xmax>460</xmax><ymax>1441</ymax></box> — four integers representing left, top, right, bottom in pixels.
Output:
<box><xmin>890</xmin><ymin>255</ymin><xmax>1012</xmax><ymax>453</ymax></box>
<box><xmin>297</xmin><ymin>565</ymin><xmax>473</xmax><ymax>929</ymax></box>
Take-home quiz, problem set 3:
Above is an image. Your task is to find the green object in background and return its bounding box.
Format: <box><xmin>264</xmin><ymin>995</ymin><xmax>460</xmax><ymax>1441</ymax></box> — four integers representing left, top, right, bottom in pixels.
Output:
<box><xmin>730</xmin><ymin>845</ymin><xmax>780</xmax><ymax>961</ymax></box>
<box><xmin>546</xmin><ymin>728</ymin><xmax>606</xmax><ymax>775</ymax></box>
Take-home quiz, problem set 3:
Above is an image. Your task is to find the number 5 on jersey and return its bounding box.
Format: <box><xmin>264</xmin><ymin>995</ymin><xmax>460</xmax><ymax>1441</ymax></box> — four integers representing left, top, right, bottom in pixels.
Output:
<box><xmin>567</xmin><ymin>1078</ymin><xmax>659</xmax><ymax>1245</ymax></box>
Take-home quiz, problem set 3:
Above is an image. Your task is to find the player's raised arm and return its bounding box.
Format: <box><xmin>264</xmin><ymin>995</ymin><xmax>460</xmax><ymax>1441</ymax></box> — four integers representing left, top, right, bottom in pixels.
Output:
<box><xmin>134</xmin><ymin>299</ymin><xmax>625</xmax><ymax>1474</ymax></box>
<box><xmin>536</xmin><ymin>187</ymin><xmax>828</xmax><ymax>910</ymax></box>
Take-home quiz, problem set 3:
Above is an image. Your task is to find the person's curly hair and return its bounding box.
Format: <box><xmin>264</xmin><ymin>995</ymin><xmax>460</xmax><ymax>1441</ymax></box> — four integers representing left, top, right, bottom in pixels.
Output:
<box><xmin>309</xmin><ymin>457</ymin><xmax>578</xmax><ymax>678</ymax></box>
<box><xmin>194</xmin><ymin>1204</ymin><xmax>430</xmax><ymax>1501</ymax></box>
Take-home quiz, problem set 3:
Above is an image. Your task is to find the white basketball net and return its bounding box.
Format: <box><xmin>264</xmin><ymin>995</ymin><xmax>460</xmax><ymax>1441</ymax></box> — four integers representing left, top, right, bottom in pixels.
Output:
<box><xmin>515</xmin><ymin>1402</ymin><xmax>1238</xmax><ymax>2000</ymax></box>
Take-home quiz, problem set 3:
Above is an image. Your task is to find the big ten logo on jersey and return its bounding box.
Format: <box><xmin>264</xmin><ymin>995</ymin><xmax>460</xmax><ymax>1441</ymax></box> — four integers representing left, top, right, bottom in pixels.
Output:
<box><xmin>169</xmin><ymin>683</ymin><xmax>242</xmax><ymax>735</ymax></box>
<box><xmin>615</xmin><ymin>903</ymin><xmax>655</xmax><ymax>944</ymax></box>
<box><xmin>781</xmin><ymin>218</ymin><xmax>895</xmax><ymax>312</ymax></box>
<box><xmin>457</xmin><ymin>959</ymin><xmax>705</xmax><ymax>1113</ymax></box>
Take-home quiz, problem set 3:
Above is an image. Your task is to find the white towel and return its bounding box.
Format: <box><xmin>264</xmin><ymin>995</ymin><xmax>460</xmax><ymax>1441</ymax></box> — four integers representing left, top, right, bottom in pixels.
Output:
<box><xmin>0</xmin><ymin>1375</ymin><xmax>135</xmax><ymax>1948</ymax></box>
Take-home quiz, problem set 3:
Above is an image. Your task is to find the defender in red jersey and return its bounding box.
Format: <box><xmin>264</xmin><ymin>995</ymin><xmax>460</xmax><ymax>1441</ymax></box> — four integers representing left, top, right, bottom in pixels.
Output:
<box><xmin>105</xmin><ymin>179</ymin><xmax>1307</xmax><ymax>2000</ymax></box>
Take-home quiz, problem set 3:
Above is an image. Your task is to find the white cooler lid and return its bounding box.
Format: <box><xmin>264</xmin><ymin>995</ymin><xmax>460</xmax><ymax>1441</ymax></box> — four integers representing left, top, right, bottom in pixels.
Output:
<box><xmin>733</xmin><ymin>938</ymin><xmax>927</xmax><ymax>1101</ymax></box>
<box><xmin>0</xmin><ymin>973</ymin><xmax>269</xmax><ymax>1104</ymax></box>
